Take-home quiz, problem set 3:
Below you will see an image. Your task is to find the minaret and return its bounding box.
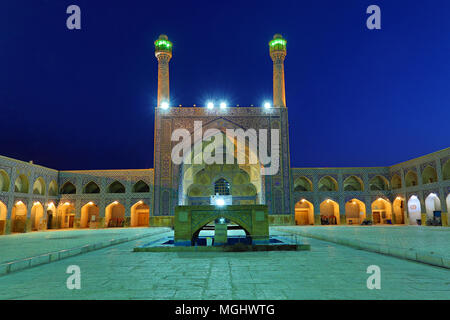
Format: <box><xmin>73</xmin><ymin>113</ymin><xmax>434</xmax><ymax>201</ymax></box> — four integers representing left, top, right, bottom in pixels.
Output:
<box><xmin>269</xmin><ymin>34</ymin><xmax>287</xmax><ymax>108</ymax></box>
<box><xmin>154</xmin><ymin>34</ymin><xmax>173</xmax><ymax>107</ymax></box>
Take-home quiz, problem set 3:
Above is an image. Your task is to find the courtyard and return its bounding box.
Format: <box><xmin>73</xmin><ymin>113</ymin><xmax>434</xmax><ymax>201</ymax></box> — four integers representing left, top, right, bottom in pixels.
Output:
<box><xmin>0</xmin><ymin>226</ymin><xmax>449</xmax><ymax>300</ymax></box>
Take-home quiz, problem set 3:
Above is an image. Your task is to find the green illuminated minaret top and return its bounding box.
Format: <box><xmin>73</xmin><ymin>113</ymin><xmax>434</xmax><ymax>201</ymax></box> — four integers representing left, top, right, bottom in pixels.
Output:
<box><xmin>154</xmin><ymin>34</ymin><xmax>173</xmax><ymax>107</ymax></box>
<box><xmin>269</xmin><ymin>34</ymin><xmax>287</xmax><ymax>54</ymax></box>
<box><xmin>154</xmin><ymin>34</ymin><xmax>173</xmax><ymax>57</ymax></box>
<box><xmin>269</xmin><ymin>34</ymin><xmax>287</xmax><ymax>108</ymax></box>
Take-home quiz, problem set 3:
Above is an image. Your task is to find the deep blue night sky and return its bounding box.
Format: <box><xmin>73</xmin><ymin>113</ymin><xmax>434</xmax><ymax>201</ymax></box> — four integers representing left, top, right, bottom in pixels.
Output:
<box><xmin>1</xmin><ymin>0</ymin><xmax>449</xmax><ymax>170</ymax></box>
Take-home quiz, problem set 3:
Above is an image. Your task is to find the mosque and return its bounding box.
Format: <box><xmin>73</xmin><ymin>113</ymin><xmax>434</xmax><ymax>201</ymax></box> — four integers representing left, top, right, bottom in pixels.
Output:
<box><xmin>0</xmin><ymin>34</ymin><xmax>449</xmax><ymax>235</ymax></box>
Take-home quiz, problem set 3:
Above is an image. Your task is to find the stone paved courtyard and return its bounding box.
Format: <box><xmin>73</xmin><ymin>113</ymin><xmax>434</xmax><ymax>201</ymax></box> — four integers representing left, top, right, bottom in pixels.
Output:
<box><xmin>277</xmin><ymin>225</ymin><xmax>450</xmax><ymax>258</ymax></box>
<box><xmin>0</xmin><ymin>227</ymin><xmax>163</xmax><ymax>264</ymax></box>
<box><xmin>0</xmin><ymin>227</ymin><xmax>449</xmax><ymax>300</ymax></box>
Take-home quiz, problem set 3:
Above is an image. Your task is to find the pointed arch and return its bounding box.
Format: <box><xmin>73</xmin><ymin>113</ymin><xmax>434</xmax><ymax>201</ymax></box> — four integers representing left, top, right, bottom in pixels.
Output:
<box><xmin>319</xmin><ymin>199</ymin><xmax>340</xmax><ymax>224</ymax></box>
<box><xmin>12</xmin><ymin>201</ymin><xmax>27</xmax><ymax>232</ymax></box>
<box><xmin>294</xmin><ymin>176</ymin><xmax>312</xmax><ymax>192</ymax></box>
<box><xmin>407</xmin><ymin>195</ymin><xmax>421</xmax><ymax>225</ymax></box>
<box><xmin>32</xmin><ymin>177</ymin><xmax>46</xmax><ymax>195</ymax></box>
<box><xmin>393</xmin><ymin>197</ymin><xmax>405</xmax><ymax>224</ymax></box>
<box><xmin>345</xmin><ymin>198</ymin><xmax>366</xmax><ymax>224</ymax></box>
<box><xmin>31</xmin><ymin>202</ymin><xmax>45</xmax><ymax>231</ymax></box>
<box><xmin>81</xmin><ymin>202</ymin><xmax>100</xmax><ymax>228</ymax></box>
<box><xmin>83</xmin><ymin>181</ymin><xmax>100</xmax><ymax>194</ymax></box>
<box><xmin>14</xmin><ymin>174</ymin><xmax>29</xmax><ymax>193</ymax></box>
<box><xmin>405</xmin><ymin>171</ymin><xmax>418</xmax><ymax>187</ymax></box>
<box><xmin>133</xmin><ymin>180</ymin><xmax>150</xmax><ymax>193</ymax></box>
<box><xmin>343</xmin><ymin>176</ymin><xmax>364</xmax><ymax>191</ymax></box>
<box><xmin>294</xmin><ymin>199</ymin><xmax>314</xmax><ymax>225</ymax></box>
<box><xmin>105</xmin><ymin>201</ymin><xmax>125</xmax><ymax>227</ymax></box>
<box><xmin>391</xmin><ymin>174</ymin><xmax>402</xmax><ymax>189</ymax></box>
<box><xmin>0</xmin><ymin>170</ymin><xmax>10</xmax><ymax>192</ymax></box>
<box><xmin>108</xmin><ymin>181</ymin><xmax>125</xmax><ymax>193</ymax></box>
<box><xmin>57</xmin><ymin>202</ymin><xmax>75</xmax><ymax>228</ymax></box>
<box><xmin>318</xmin><ymin>176</ymin><xmax>338</xmax><ymax>191</ymax></box>
<box><xmin>48</xmin><ymin>180</ymin><xmax>58</xmax><ymax>196</ymax></box>
<box><xmin>422</xmin><ymin>166</ymin><xmax>438</xmax><ymax>184</ymax></box>
<box><xmin>443</xmin><ymin>159</ymin><xmax>450</xmax><ymax>180</ymax></box>
<box><xmin>60</xmin><ymin>181</ymin><xmax>76</xmax><ymax>194</ymax></box>
<box><xmin>0</xmin><ymin>201</ymin><xmax>7</xmax><ymax>234</ymax></box>
<box><xmin>131</xmin><ymin>201</ymin><xmax>150</xmax><ymax>227</ymax></box>
<box><xmin>369</xmin><ymin>175</ymin><xmax>389</xmax><ymax>191</ymax></box>
<box><xmin>424</xmin><ymin>193</ymin><xmax>441</xmax><ymax>222</ymax></box>
<box><xmin>371</xmin><ymin>198</ymin><xmax>392</xmax><ymax>224</ymax></box>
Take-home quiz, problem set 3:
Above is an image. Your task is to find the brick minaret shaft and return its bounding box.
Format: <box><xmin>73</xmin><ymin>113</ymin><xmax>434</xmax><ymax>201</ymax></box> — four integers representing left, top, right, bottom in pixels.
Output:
<box><xmin>269</xmin><ymin>34</ymin><xmax>287</xmax><ymax>108</ymax></box>
<box><xmin>154</xmin><ymin>34</ymin><xmax>173</xmax><ymax>107</ymax></box>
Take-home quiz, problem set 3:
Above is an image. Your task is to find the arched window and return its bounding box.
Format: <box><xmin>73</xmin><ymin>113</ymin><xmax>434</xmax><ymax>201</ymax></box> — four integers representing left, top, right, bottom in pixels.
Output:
<box><xmin>108</xmin><ymin>181</ymin><xmax>125</xmax><ymax>193</ymax></box>
<box><xmin>391</xmin><ymin>174</ymin><xmax>402</xmax><ymax>189</ymax></box>
<box><xmin>294</xmin><ymin>176</ymin><xmax>312</xmax><ymax>192</ymax></box>
<box><xmin>318</xmin><ymin>176</ymin><xmax>338</xmax><ymax>192</ymax></box>
<box><xmin>214</xmin><ymin>178</ymin><xmax>230</xmax><ymax>195</ymax></box>
<box><xmin>369</xmin><ymin>175</ymin><xmax>389</xmax><ymax>191</ymax></box>
<box><xmin>0</xmin><ymin>170</ymin><xmax>10</xmax><ymax>192</ymax></box>
<box><xmin>14</xmin><ymin>175</ymin><xmax>29</xmax><ymax>193</ymax></box>
<box><xmin>422</xmin><ymin>166</ymin><xmax>437</xmax><ymax>184</ymax></box>
<box><xmin>60</xmin><ymin>181</ymin><xmax>76</xmax><ymax>194</ymax></box>
<box><xmin>405</xmin><ymin>171</ymin><xmax>418</xmax><ymax>187</ymax></box>
<box><xmin>443</xmin><ymin>159</ymin><xmax>450</xmax><ymax>180</ymax></box>
<box><xmin>84</xmin><ymin>181</ymin><xmax>100</xmax><ymax>194</ymax></box>
<box><xmin>343</xmin><ymin>176</ymin><xmax>364</xmax><ymax>191</ymax></box>
<box><xmin>133</xmin><ymin>180</ymin><xmax>150</xmax><ymax>193</ymax></box>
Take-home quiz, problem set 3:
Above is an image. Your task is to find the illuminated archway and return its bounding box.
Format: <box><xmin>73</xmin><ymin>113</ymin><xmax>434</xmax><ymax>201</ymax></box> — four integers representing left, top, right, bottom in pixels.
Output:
<box><xmin>131</xmin><ymin>201</ymin><xmax>150</xmax><ymax>227</ymax></box>
<box><xmin>318</xmin><ymin>176</ymin><xmax>338</xmax><ymax>192</ymax></box>
<box><xmin>319</xmin><ymin>199</ymin><xmax>339</xmax><ymax>225</ymax></box>
<box><xmin>80</xmin><ymin>202</ymin><xmax>100</xmax><ymax>228</ymax></box>
<box><xmin>0</xmin><ymin>201</ymin><xmax>7</xmax><ymax>234</ymax></box>
<box><xmin>57</xmin><ymin>202</ymin><xmax>75</xmax><ymax>228</ymax></box>
<box><xmin>294</xmin><ymin>199</ymin><xmax>314</xmax><ymax>225</ymax></box>
<box><xmin>179</xmin><ymin>129</ymin><xmax>264</xmax><ymax>206</ymax></box>
<box><xmin>14</xmin><ymin>175</ymin><xmax>29</xmax><ymax>193</ymax></box>
<box><xmin>11</xmin><ymin>201</ymin><xmax>27</xmax><ymax>232</ymax></box>
<box><xmin>447</xmin><ymin>194</ymin><xmax>450</xmax><ymax>221</ymax></box>
<box><xmin>32</xmin><ymin>177</ymin><xmax>46</xmax><ymax>195</ymax></box>
<box><xmin>391</xmin><ymin>174</ymin><xmax>402</xmax><ymax>189</ymax></box>
<box><xmin>105</xmin><ymin>201</ymin><xmax>125</xmax><ymax>227</ymax></box>
<box><xmin>294</xmin><ymin>177</ymin><xmax>312</xmax><ymax>192</ymax></box>
<box><xmin>393</xmin><ymin>197</ymin><xmax>405</xmax><ymax>224</ymax></box>
<box><xmin>46</xmin><ymin>202</ymin><xmax>56</xmax><ymax>229</ymax></box>
<box><xmin>407</xmin><ymin>195</ymin><xmax>421</xmax><ymax>225</ymax></box>
<box><xmin>345</xmin><ymin>199</ymin><xmax>366</xmax><ymax>224</ymax></box>
<box><xmin>422</xmin><ymin>166</ymin><xmax>438</xmax><ymax>184</ymax></box>
<box><xmin>0</xmin><ymin>170</ymin><xmax>10</xmax><ymax>192</ymax></box>
<box><xmin>425</xmin><ymin>193</ymin><xmax>442</xmax><ymax>221</ymax></box>
<box><xmin>405</xmin><ymin>171</ymin><xmax>418</xmax><ymax>187</ymax></box>
<box><xmin>371</xmin><ymin>198</ymin><xmax>392</xmax><ymax>224</ymax></box>
<box><xmin>60</xmin><ymin>181</ymin><xmax>76</xmax><ymax>194</ymax></box>
<box><xmin>30</xmin><ymin>202</ymin><xmax>45</xmax><ymax>231</ymax></box>
<box><xmin>343</xmin><ymin>176</ymin><xmax>364</xmax><ymax>191</ymax></box>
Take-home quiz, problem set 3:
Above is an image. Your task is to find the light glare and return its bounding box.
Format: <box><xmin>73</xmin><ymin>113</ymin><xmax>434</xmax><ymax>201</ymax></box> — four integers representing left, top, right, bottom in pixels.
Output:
<box><xmin>160</xmin><ymin>101</ymin><xmax>169</xmax><ymax>109</ymax></box>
